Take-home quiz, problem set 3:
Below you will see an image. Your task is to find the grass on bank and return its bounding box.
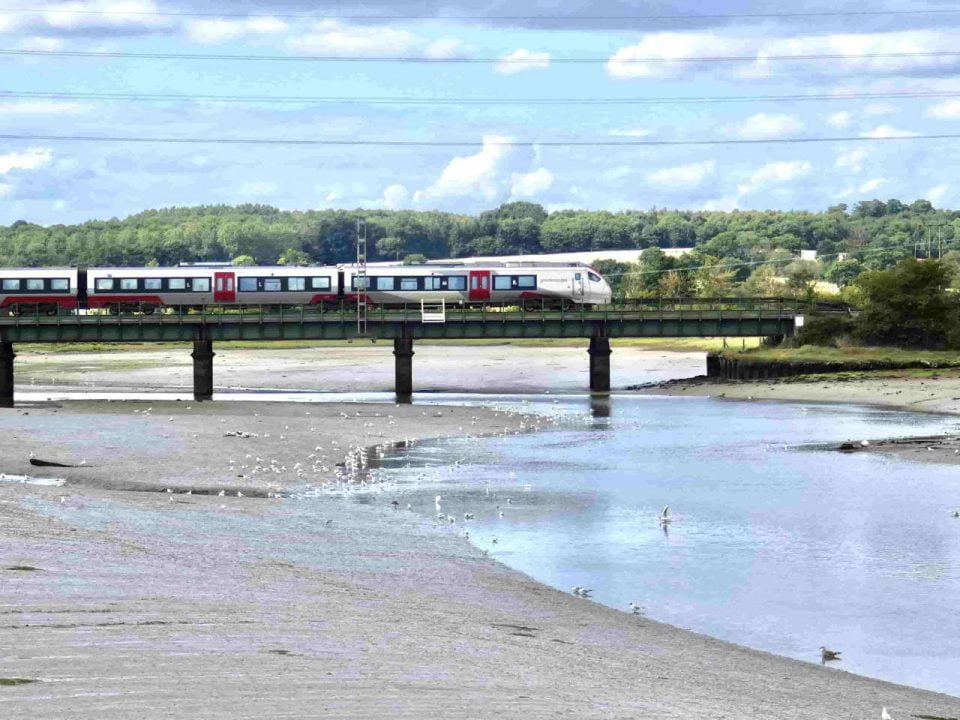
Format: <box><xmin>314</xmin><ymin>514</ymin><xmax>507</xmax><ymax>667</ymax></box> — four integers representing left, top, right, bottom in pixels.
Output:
<box><xmin>721</xmin><ymin>344</ymin><xmax>960</xmax><ymax>367</ymax></box>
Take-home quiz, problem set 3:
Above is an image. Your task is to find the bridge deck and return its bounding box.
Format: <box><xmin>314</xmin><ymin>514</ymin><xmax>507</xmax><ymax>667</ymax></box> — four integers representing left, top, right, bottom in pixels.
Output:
<box><xmin>0</xmin><ymin>298</ymin><xmax>829</xmax><ymax>343</ymax></box>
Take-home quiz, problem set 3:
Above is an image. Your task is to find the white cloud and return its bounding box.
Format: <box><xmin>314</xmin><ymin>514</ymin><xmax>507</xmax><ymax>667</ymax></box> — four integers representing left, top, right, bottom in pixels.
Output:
<box><xmin>381</xmin><ymin>184</ymin><xmax>409</xmax><ymax>210</ymax></box>
<box><xmin>646</xmin><ymin>160</ymin><xmax>715</xmax><ymax>189</ymax></box>
<box><xmin>860</xmin><ymin>125</ymin><xmax>920</xmax><ymax>138</ymax></box>
<box><xmin>835</xmin><ymin>147</ymin><xmax>872</xmax><ymax>173</ymax></box>
<box><xmin>287</xmin><ymin>20</ymin><xmax>418</xmax><ymax>55</ymax></box>
<box><xmin>0</xmin><ymin>147</ymin><xmax>53</xmax><ymax>174</ymax></box>
<box><xmin>0</xmin><ymin>101</ymin><xmax>87</xmax><ymax>115</ymax></box>
<box><xmin>238</xmin><ymin>181</ymin><xmax>278</xmax><ymax>197</ymax></box>
<box><xmin>324</xmin><ymin>191</ymin><xmax>341</xmax><ymax>203</ymax></box>
<box><xmin>827</xmin><ymin>111</ymin><xmax>853</xmax><ymax>129</ymax></box>
<box><xmin>608</xmin><ymin>127</ymin><xmax>653</xmax><ymax>138</ymax></box>
<box><xmin>607</xmin><ymin>30</ymin><xmax>958</xmax><ymax>80</ymax></box>
<box><xmin>187</xmin><ymin>17</ymin><xmax>288</xmax><ymax>44</ymax></box>
<box><xmin>414</xmin><ymin>135</ymin><xmax>515</xmax><ymax>203</ymax></box>
<box><xmin>737</xmin><ymin>160</ymin><xmax>812</xmax><ymax>196</ymax></box>
<box><xmin>858</xmin><ymin>178</ymin><xmax>885</xmax><ymax>193</ymax></box>
<box><xmin>927</xmin><ymin>184</ymin><xmax>949</xmax><ymax>205</ymax></box>
<box><xmin>40</xmin><ymin>1</ymin><xmax>172</xmax><ymax>32</ymax></box>
<box><xmin>510</xmin><ymin>168</ymin><xmax>554</xmax><ymax>198</ymax></box>
<box><xmin>607</xmin><ymin>31</ymin><xmax>750</xmax><ymax>79</ymax></box>
<box><xmin>926</xmin><ymin>100</ymin><xmax>960</xmax><ymax>119</ymax></box>
<box><xmin>425</xmin><ymin>37</ymin><xmax>467</xmax><ymax>59</ymax></box>
<box><xmin>864</xmin><ymin>102</ymin><xmax>897</xmax><ymax>116</ymax></box>
<box><xmin>735</xmin><ymin>113</ymin><xmax>804</xmax><ymax>139</ymax></box>
<box><xmin>702</xmin><ymin>195</ymin><xmax>740</xmax><ymax>211</ymax></box>
<box><xmin>495</xmin><ymin>48</ymin><xmax>551</xmax><ymax>76</ymax></box>
<box><xmin>19</xmin><ymin>36</ymin><xmax>64</xmax><ymax>51</ymax></box>
<box><xmin>0</xmin><ymin>183</ymin><xmax>11</xmax><ymax>198</ymax></box>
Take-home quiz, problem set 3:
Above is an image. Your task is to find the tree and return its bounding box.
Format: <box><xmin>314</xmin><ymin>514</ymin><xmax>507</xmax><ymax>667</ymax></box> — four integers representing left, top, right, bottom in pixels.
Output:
<box><xmin>784</xmin><ymin>260</ymin><xmax>821</xmax><ymax>299</ymax></box>
<box><xmin>823</xmin><ymin>258</ymin><xmax>863</xmax><ymax>288</ymax></box>
<box><xmin>658</xmin><ymin>270</ymin><xmax>686</xmax><ymax>297</ymax></box>
<box><xmin>854</xmin><ymin>259</ymin><xmax>958</xmax><ymax>348</ymax></box>
<box><xmin>277</xmin><ymin>248</ymin><xmax>311</xmax><ymax>266</ymax></box>
<box><xmin>232</xmin><ymin>254</ymin><xmax>256</xmax><ymax>266</ymax></box>
<box><xmin>402</xmin><ymin>253</ymin><xmax>427</xmax><ymax>265</ymax></box>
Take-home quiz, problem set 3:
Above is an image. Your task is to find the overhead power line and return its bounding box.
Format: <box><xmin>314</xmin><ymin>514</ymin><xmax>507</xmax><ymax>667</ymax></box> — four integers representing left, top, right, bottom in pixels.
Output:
<box><xmin>0</xmin><ymin>132</ymin><xmax>954</xmax><ymax>147</ymax></box>
<box><xmin>1</xmin><ymin>6</ymin><xmax>959</xmax><ymax>21</ymax></box>
<box><xmin>4</xmin><ymin>89</ymin><xmax>960</xmax><ymax>107</ymax></box>
<box><xmin>4</xmin><ymin>48</ymin><xmax>960</xmax><ymax>64</ymax></box>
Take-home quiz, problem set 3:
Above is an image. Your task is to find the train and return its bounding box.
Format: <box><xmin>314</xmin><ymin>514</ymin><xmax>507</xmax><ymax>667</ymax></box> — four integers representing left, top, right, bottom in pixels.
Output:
<box><xmin>0</xmin><ymin>262</ymin><xmax>614</xmax><ymax>315</ymax></box>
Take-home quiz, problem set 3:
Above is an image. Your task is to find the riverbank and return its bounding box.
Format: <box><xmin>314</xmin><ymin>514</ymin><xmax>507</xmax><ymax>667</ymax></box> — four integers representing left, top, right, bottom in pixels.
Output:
<box><xmin>2</xmin><ymin>400</ymin><xmax>960</xmax><ymax>718</ymax></box>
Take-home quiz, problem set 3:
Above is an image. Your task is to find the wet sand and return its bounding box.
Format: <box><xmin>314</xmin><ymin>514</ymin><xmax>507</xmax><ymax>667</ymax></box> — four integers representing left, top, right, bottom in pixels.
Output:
<box><xmin>2</xmin><ymin>348</ymin><xmax>960</xmax><ymax>718</ymax></box>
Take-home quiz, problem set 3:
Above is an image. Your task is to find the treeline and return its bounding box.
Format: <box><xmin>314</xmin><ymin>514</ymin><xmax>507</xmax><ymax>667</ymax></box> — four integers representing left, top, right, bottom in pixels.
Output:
<box><xmin>2</xmin><ymin>200</ymin><xmax>959</xmax><ymax>296</ymax></box>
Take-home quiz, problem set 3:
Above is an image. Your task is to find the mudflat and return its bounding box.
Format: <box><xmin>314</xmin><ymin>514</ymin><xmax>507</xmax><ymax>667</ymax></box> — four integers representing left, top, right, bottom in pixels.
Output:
<box><xmin>1</xmin><ymin>347</ymin><xmax>959</xmax><ymax>718</ymax></box>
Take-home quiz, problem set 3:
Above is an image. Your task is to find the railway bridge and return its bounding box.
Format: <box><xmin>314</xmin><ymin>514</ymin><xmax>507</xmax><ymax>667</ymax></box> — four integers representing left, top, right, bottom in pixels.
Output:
<box><xmin>0</xmin><ymin>297</ymin><xmax>836</xmax><ymax>406</ymax></box>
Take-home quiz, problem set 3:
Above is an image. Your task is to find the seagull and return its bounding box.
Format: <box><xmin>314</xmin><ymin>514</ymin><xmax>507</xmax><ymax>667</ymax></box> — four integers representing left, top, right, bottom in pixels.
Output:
<box><xmin>659</xmin><ymin>506</ymin><xmax>672</xmax><ymax>525</ymax></box>
<box><xmin>820</xmin><ymin>646</ymin><xmax>842</xmax><ymax>663</ymax></box>
<box><xmin>629</xmin><ymin>602</ymin><xmax>643</xmax><ymax>615</ymax></box>
<box><xmin>881</xmin><ymin>708</ymin><xmax>894</xmax><ymax>720</ymax></box>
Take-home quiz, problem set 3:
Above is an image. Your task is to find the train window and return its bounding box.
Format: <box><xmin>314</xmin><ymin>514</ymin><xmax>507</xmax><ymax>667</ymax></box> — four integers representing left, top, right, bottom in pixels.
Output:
<box><xmin>26</xmin><ymin>279</ymin><xmax>44</xmax><ymax>291</ymax></box>
<box><xmin>264</xmin><ymin>278</ymin><xmax>282</xmax><ymax>292</ymax></box>
<box><xmin>425</xmin><ymin>277</ymin><xmax>440</xmax><ymax>290</ymax></box>
<box><xmin>2</xmin><ymin>279</ymin><xmax>19</xmax><ymax>291</ymax></box>
<box><xmin>311</xmin><ymin>277</ymin><xmax>330</xmax><ymax>290</ymax></box>
<box><xmin>399</xmin><ymin>278</ymin><xmax>419</xmax><ymax>291</ymax></box>
<box><xmin>144</xmin><ymin>278</ymin><xmax>162</xmax><ymax>290</ymax></box>
<box><xmin>376</xmin><ymin>277</ymin><xmax>394</xmax><ymax>291</ymax></box>
<box><xmin>238</xmin><ymin>277</ymin><xmax>257</xmax><ymax>292</ymax></box>
<box><xmin>588</xmin><ymin>272</ymin><xmax>601</xmax><ymax>282</ymax></box>
<box><xmin>193</xmin><ymin>278</ymin><xmax>211</xmax><ymax>292</ymax></box>
<box><xmin>353</xmin><ymin>277</ymin><xmax>370</xmax><ymax>290</ymax></box>
<box><xmin>288</xmin><ymin>277</ymin><xmax>306</xmax><ymax>291</ymax></box>
<box><xmin>95</xmin><ymin>278</ymin><xmax>113</xmax><ymax>291</ymax></box>
<box><xmin>493</xmin><ymin>276</ymin><xmax>512</xmax><ymax>290</ymax></box>
<box><xmin>120</xmin><ymin>279</ymin><xmax>138</xmax><ymax>291</ymax></box>
<box><xmin>517</xmin><ymin>275</ymin><xmax>536</xmax><ymax>288</ymax></box>
<box><xmin>448</xmin><ymin>276</ymin><xmax>466</xmax><ymax>290</ymax></box>
<box><xmin>168</xmin><ymin>278</ymin><xmax>186</xmax><ymax>290</ymax></box>
<box><xmin>51</xmin><ymin>278</ymin><xmax>69</xmax><ymax>291</ymax></box>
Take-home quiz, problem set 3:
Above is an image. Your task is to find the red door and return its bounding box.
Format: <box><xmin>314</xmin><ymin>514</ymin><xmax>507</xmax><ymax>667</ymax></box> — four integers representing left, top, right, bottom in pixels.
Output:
<box><xmin>468</xmin><ymin>270</ymin><xmax>491</xmax><ymax>302</ymax></box>
<box><xmin>214</xmin><ymin>272</ymin><xmax>236</xmax><ymax>303</ymax></box>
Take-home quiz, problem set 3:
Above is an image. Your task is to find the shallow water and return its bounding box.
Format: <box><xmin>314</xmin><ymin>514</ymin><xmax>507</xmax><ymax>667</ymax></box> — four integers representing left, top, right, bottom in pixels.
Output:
<box><xmin>377</xmin><ymin>393</ymin><xmax>960</xmax><ymax>697</ymax></box>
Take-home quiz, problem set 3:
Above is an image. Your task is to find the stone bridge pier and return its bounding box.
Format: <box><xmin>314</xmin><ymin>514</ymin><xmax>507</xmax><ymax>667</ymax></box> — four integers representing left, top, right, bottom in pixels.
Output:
<box><xmin>0</xmin><ymin>337</ymin><xmax>14</xmax><ymax>408</ymax></box>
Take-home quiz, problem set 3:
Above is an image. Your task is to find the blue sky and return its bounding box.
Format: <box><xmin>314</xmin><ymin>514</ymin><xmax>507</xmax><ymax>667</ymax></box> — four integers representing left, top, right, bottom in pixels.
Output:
<box><xmin>2</xmin><ymin>0</ymin><xmax>960</xmax><ymax>224</ymax></box>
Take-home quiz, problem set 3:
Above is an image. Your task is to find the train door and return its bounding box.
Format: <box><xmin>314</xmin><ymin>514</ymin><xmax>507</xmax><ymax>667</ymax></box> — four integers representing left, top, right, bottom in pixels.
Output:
<box><xmin>214</xmin><ymin>271</ymin><xmax>236</xmax><ymax>303</ymax></box>
<box><xmin>573</xmin><ymin>271</ymin><xmax>585</xmax><ymax>301</ymax></box>
<box><xmin>468</xmin><ymin>270</ymin><xmax>491</xmax><ymax>302</ymax></box>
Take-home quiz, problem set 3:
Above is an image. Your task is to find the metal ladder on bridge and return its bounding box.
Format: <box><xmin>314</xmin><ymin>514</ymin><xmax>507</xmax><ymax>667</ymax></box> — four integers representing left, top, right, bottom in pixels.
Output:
<box><xmin>355</xmin><ymin>219</ymin><xmax>368</xmax><ymax>338</ymax></box>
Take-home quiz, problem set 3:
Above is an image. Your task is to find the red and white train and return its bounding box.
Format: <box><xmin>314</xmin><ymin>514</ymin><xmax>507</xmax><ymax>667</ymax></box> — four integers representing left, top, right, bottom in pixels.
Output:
<box><xmin>0</xmin><ymin>262</ymin><xmax>613</xmax><ymax>314</ymax></box>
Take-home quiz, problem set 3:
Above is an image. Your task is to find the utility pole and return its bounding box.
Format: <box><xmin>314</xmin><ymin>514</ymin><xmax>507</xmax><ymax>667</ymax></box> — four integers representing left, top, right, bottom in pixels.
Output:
<box><xmin>356</xmin><ymin>218</ymin><xmax>368</xmax><ymax>337</ymax></box>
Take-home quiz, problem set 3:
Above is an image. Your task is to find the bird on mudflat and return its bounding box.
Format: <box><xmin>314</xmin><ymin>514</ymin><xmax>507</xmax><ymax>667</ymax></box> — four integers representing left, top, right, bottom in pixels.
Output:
<box><xmin>820</xmin><ymin>646</ymin><xmax>842</xmax><ymax>663</ymax></box>
<box><xmin>629</xmin><ymin>602</ymin><xmax>643</xmax><ymax>615</ymax></box>
<box><xmin>881</xmin><ymin>707</ymin><xmax>895</xmax><ymax>720</ymax></box>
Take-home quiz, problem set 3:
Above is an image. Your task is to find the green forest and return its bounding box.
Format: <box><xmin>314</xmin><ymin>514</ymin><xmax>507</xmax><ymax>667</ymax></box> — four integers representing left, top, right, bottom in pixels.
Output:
<box><xmin>2</xmin><ymin>198</ymin><xmax>958</xmax><ymax>299</ymax></box>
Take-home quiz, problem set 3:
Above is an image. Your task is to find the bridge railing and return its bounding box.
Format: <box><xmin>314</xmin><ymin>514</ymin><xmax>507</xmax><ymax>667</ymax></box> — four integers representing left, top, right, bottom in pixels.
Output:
<box><xmin>0</xmin><ymin>296</ymin><xmax>847</xmax><ymax>326</ymax></box>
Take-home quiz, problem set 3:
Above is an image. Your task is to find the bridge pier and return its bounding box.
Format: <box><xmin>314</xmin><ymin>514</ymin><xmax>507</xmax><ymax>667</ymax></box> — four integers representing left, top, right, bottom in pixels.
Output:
<box><xmin>393</xmin><ymin>337</ymin><xmax>414</xmax><ymax>401</ymax></box>
<box><xmin>0</xmin><ymin>338</ymin><xmax>14</xmax><ymax>408</ymax></box>
<box><xmin>191</xmin><ymin>337</ymin><xmax>215</xmax><ymax>401</ymax></box>
<box><xmin>588</xmin><ymin>336</ymin><xmax>612</xmax><ymax>394</ymax></box>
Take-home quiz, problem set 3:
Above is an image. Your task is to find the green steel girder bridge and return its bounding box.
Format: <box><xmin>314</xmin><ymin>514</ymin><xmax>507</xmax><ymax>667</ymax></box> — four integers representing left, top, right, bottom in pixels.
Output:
<box><xmin>0</xmin><ymin>297</ymin><xmax>844</xmax><ymax>405</ymax></box>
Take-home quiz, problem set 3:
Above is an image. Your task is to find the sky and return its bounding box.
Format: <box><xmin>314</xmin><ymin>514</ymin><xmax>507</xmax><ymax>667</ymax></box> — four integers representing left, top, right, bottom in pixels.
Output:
<box><xmin>3</xmin><ymin>0</ymin><xmax>960</xmax><ymax>224</ymax></box>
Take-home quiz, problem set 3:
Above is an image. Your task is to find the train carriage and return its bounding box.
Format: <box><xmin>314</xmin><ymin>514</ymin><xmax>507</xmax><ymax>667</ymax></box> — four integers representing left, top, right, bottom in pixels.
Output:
<box><xmin>1</xmin><ymin>261</ymin><xmax>613</xmax><ymax>315</ymax></box>
<box><xmin>0</xmin><ymin>268</ymin><xmax>79</xmax><ymax>315</ymax></box>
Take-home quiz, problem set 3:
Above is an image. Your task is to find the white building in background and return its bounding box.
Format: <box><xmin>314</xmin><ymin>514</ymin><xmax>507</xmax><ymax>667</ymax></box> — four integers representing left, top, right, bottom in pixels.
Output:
<box><xmin>423</xmin><ymin>248</ymin><xmax>693</xmax><ymax>265</ymax></box>
<box><xmin>799</xmin><ymin>249</ymin><xmax>818</xmax><ymax>261</ymax></box>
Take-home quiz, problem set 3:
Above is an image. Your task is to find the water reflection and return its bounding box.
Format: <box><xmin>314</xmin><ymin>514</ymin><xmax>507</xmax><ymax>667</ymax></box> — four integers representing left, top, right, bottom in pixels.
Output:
<box><xmin>378</xmin><ymin>394</ymin><xmax>960</xmax><ymax>697</ymax></box>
